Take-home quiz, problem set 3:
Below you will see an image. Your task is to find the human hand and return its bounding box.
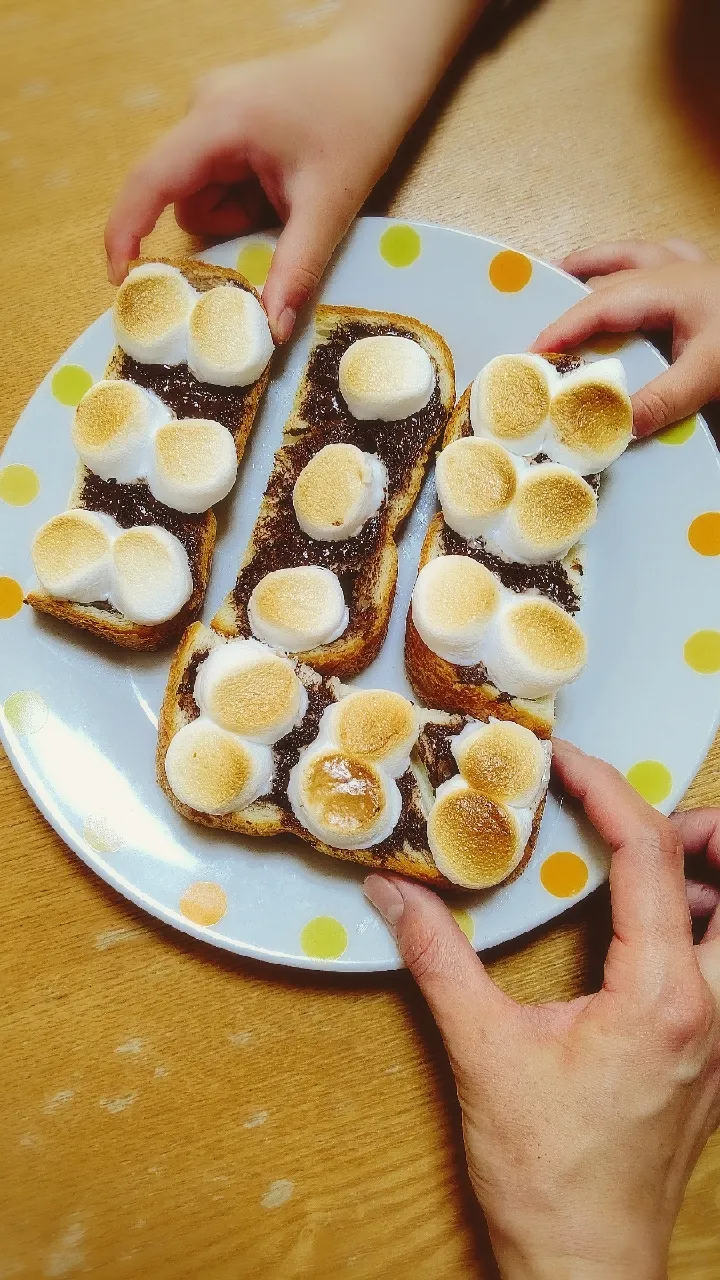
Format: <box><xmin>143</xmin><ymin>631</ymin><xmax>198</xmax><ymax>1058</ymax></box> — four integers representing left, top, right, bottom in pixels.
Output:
<box><xmin>364</xmin><ymin>740</ymin><xmax>720</xmax><ymax>1279</ymax></box>
<box><xmin>532</xmin><ymin>239</ymin><xmax>720</xmax><ymax>437</ymax></box>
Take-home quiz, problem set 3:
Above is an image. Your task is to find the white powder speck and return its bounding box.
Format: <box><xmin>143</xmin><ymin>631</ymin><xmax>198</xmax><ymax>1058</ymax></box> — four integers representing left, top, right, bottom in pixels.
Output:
<box><xmin>385</xmin><ymin>1065</ymin><xmax>401</xmax><ymax>1074</ymax></box>
<box><xmin>44</xmin><ymin>1089</ymin><xmax>75</xmax><ymax>1113</ymax></box>
<box><xmin>0</xmin><ymin>130</ymin><xmax>11</xmax><ymax>142</ymax></box>
<box><xmin>44</xmin><ymin>1220</ymin><xmax>85</xmax><ymax>1277</ymax></box>
<box><xmin>19</xmin><ymin>1133</ymin><xmax>40</xmax><ymax>1148</ymax></box>
<box><xmin>10</xmin><ymin>157</ymin><xmax>25</xmax><ymax>170</ymax></box>
<box><xmin>95</xmin><ymin>927</ymin><xmax>143</xmax><ymax>951</ymax></box>
<box><xmin>261</xmin><ymin>1179</ymin><xmax>294</xmax><ymax>1209</ymax></box>
<box><xmin>228</xmin><ymin>1031</ymin><xmax>252</xmax><ymax>1046</ymax></box>
<box><xmin>21</xmin><ymin>80</ymin><xmax>48</xmax><ymax>99</ymax></box>
<box><xmin>243</xmin><ymin>1110</ymin><xmax>268</xmax><ymax>1130</ymax></box>
<box><xmin>132</xmin><ymin>1219</ymin><xmax>145</xmax><ymax>1230</ymax></box>
<box><xmin>123</xmin><ymin>87</ymin><xmax>160</xmax><ymax>109</ymax></box>
<box><xmin>115</xmin><ymin>1039</ymin><xmax>145</xmax><ymax>1055</ymax></box>
<box><xmin>153</xmin><ymin>1066</ymin><xmax>168</xmax><ymax>1078</ymax></box>
<box><xmin>99</xmin><ymin>1092</ymin><xmax>138</xmax><ymax>1114</ymax></box>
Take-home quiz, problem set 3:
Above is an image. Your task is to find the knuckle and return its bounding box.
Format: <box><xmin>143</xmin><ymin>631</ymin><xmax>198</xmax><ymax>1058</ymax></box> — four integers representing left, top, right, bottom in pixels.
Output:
<box><xmin>637</xmin><ymin>384</ymin><xmax>675</xmax><ymax>433</ymax></box>
<box><xmin>657</xmin><ymin>984</ymin><xmax>715</xmax><ymax>1052</ymax></box>
<box><xmin>404</xmin><ymin>928</ymin><xmax>447</xmax><ymax>985</ymax></box>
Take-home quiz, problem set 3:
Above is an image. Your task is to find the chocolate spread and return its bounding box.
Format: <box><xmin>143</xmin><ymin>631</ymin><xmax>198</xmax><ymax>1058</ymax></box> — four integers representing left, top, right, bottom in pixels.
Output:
<box><xmin>118</xmin><ymin>355</ymin><xmax>251</xmax><ymax>434</ymax></box>
<box><xmin>440</xmin><ymin>524</ymin><xmax>581</xmax><ymax>614</ymax></box>
<box><xmin>80</xmin><ymin>474</ymin><xmax>206</xmax><ymax>585</ymax></box>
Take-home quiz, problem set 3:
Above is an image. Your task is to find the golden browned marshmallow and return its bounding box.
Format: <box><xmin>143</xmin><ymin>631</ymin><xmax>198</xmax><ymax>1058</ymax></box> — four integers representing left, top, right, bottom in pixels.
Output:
<box><xmin>31</xmin><ymin>510</ymin><xmax>115</xmax><ymax>603</ymax></box>
<box><xmin>453</xmin><ymin>719</ymin><xmax>550</xmax><ymax>808</ymax></box>
<box><xmin>549</xmin><ymin>361</ymin><xmax>632</xmax><ymax>471</ymax></box>
<box><xmin>427</xmin><ymin>777</ymin><xmax>527</xmax><ymax>888</ymax></box>
<box><xmin>187</xmin><ymin>285</ymin><xmax>273</xmax><ymax>386</ymax></box>
<box><xmin>483</xmin><ymin>596</ymin><xmax>587</xmax><ymax>699</ymax></box>
<box><xmin>288</xmin><ymin>748</ymin><xmax>402</xmax><ymax>849</ymax></box>
<box><xmin>194</xmin><ymin>638</ymin><xmax>307</xmax><ymax>745</ymax></box>
<box><xmin>435</xmin><ymin>437</ymin><xmax>518</xmax><ymax>539</ymax></box>
<box><xmin>471</xmin><ymin>354</ymin><xmax>555</xmax><ymax>450</ymax></box>
<box><xmin>247</xmin><ymin>565</ymin><xmax>349</xmax><ymax>652</ymax></box>
<box><xmin>332</xmin><ymin>689</ymin><xmax>419</xmax><ymax>776</ymax></box>
<box><xmin>151</xmin><ymin>418</ymin><xmax>238</xmax><ymax>513</ymax></box>
<box><xmin>292</xmin><ymin>443</ymin><xmax>387</xmax><ymax>542</ymax></box>
<box><xmin>511</xmin><ymin>465</ymin><xmax>597</xmax><ymax>560</ymax></box>
<box><xmin>110</xmin><ymin>526</ymin><xmax>193</xmax><ymax>625</ymax></box>
<box><xmin>411</xmin><ymin>555</ymin><xmax>500</xmax><ymax>665</ymax></box>
<box><xmin>338</xmin><ymin>334</ymin><xmax>435</xmax><ymax>421</ymax></box>
<box><xmin>163</xmin><ymin>719</ymin><xmax>274</xmax><ymax>816</ymax></box>
<box><xmin>114</xmin><ymin>263</ymin><xmax>194</xmax><ymax>364</ymax></box>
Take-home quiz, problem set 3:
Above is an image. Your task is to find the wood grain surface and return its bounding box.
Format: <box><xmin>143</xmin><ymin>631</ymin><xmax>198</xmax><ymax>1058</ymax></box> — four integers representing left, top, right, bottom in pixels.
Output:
<box><xmin>2</xmin><ymin>0</ymin><xmax>720</xmax><ymax>1276</ymax></box>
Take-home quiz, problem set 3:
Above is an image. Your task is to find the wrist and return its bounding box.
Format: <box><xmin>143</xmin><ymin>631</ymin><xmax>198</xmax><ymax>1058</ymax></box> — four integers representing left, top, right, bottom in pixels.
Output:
<box><xmin>488</xmin><ymin>1220</ymin><xmax>669</xmax><ymax>1280</ymax></box>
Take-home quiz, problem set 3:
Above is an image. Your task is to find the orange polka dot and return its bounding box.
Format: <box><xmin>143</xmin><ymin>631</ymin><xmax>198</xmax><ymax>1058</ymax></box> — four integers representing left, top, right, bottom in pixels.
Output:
<box><xmin>0</xmin><ymin>577</ymin><xmax>24</xmax><ymax>619</ymax></box>
<box><xmin>688</xmin><ymin>512</ymin><xmax>720</xmax><ymax>556</ymax></box>
<box><xmin>489</xmin><ymin>250</ymin><xmax>533</xmax><ymax>293</ymax></box>
<box><xmin>540</xmin><ymin>851</ymin><xmax>589</xmax><ymax>898</ymax></box>
<box><xmin>586</xmin><ymin>333</ymin><xmax>628</xmax><ymax>356</ymax></box>
<box><xmin>179</xmin><ymin>881</ymin><xmax>227</xmax><ymax>927</ymax></box>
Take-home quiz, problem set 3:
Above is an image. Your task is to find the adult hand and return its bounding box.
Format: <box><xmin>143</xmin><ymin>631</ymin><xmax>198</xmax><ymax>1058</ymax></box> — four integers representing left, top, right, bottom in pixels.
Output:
<box><xmin>365</xmin><ymin>740</ymin><xmax>720</xmax><ymax>1279</ymax></box>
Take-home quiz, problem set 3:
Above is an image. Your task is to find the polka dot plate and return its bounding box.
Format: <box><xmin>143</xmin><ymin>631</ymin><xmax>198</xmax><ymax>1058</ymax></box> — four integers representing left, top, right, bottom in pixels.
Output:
<box><xmin>2</xmin><ymin>217</ymin><xmax>720</xmax><ymax>971</ymax></box>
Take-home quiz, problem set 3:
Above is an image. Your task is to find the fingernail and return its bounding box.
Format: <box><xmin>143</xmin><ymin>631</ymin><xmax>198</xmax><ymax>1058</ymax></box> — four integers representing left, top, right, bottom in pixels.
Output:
<box><xmin>274</xmin><ymin>306</ymin><xmax>296</xmax><ymax>344</ymax></box>
<box><xmin>364</xmin><ymin>875</ymin><xmax>404</xmax><ymax>927</ymax></box>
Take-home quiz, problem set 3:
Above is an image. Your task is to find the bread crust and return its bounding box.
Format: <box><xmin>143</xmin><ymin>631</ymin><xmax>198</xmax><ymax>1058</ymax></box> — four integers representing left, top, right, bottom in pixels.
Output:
<box><xmin>27</xmin><ymin>257</ymin><xmax>271</xmax><ymax>650</ymax></box>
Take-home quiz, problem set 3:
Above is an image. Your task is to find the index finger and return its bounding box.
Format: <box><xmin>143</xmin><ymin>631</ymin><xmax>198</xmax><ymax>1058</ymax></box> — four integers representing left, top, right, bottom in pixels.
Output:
<box><xmin>552</xmin><ymin>740</ymin><xmax>692</xmax><ymax>952</ymax></box>
<box><xmin>104</xmin><ymin>116</ymin><xmax>231</xmax><ymax>283</ymax></box>
<box><xmin>530</xmin><ymin>276</ymin><xmax>675</xmax><ymax>355</ymax></box>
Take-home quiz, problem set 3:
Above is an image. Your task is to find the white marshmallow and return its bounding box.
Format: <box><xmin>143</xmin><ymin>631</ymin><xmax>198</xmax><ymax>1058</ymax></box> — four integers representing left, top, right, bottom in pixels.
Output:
<box><xmin>427</xmin><ymin>773</ymin><xmax>532</xmax><ymax>889</ymax></box>
<box><xmin>248</xmin><ymin>566</ymin><xmax>349</xmax><ymax>652</ymax></box>
<box><xmin>187</xmin><ymin>285</ymin><xmax>273</xmax><ymax>387</ymax></box>
<box><xmin>109</xmin><ymin>525</ymin><xmax>193</xmax><ymax>625</ymax></box>
<box><xmin>72</xmin><ymin>380</ymin><xmax>170</xmax><ymax>484</ymax></box>
<box><xmin>451</xmin><ymin>718</ymin><xmax>551</xmax><ymax>810</ymax></box>
<box><xmin>547</xmin><ymin>359</ymin><xmax>633</xmax><ymax>472</ymax></box>
<box><xmin>164</xmin><ymin>717</ymin><xmax>274</xmax><ymax>816</ymax></box>
<box><xmin>149</xmin><ymin>418</ymin><xmax>238</xmax><ymax>514</ymax></box>
<box><xmin>411</xmin><ymin>555</ymin><xmax>500</xmax><ymax>666</ymax></box>
<box><xmin>292</xmin><ymin>444</ymin><xmax>387</xmax><ymax>542</ymax></box>
<box><xmin>288</xmin><ymin>745</ymin><xmax>402</xmax><ymax>849</ymax></box>
<box><xmin>481</xmin><ymin>595</ymin><xmax>587</xmax><ymax>699</ymax></box>
<box><xmin>471</xmin><ymin>354</ymin><xmax>558</xmax><ymax>456</ymax></box>
<box><xmin>194</xmin><ymin>638</ymin><xmax>308</xmax><ymax>745</ymax></box>
<box><xmin>113</xmin><ymin>263</ymin><xmax>195</xmax><ymax>365</ymax></box>
<box><xmin>338</xmin><ymin>335</ymin><xmax>435</xmax><ymax>421</ymax></box>
<box><xmin>31</xmin><ymin>510</ymin><xmax>116</xmax><ymax>604</ymax></box>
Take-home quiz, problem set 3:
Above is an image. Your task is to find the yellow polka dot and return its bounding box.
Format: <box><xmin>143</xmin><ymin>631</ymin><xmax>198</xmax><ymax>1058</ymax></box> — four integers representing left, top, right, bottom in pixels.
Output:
<box><xmin>688</xmin><ymin>512</ymin><xmax>720</xmax><ymax>556</ymax></box>
<box><xmin>684</xmin><ymin>630</ymin><xmax>720</xmax><ymax>674</ymax></box>
<box><xmin>452</xmin><ymin>909</ymin><xmax>475</xmax><ymax>943</ymax></box>
<box><xmin>3</xmin><ymin>690</ymin><xmax>48</xmax><ymax>735</ymax></box>
<box><xmin>489</xmin><ymin>249</ymin><xmax>533</xmax><ymax>293</ymax></box>
<box><xmin>0</xmin><ymin>577</ymin><xmax>24</xmax><ymax>619</ymax></box>
<box><xmin>83</xmin><ymin>815</ymin><xmax>123</xmax><ymax>854</ymax></box>
<box><xmin>51</xmin><ymin>365</ymin><xmax>93</xmax><ymax>406</ymax></box>
<box><xmin>236</xmin><ymin>240</ymin><xmax>274</xmax><ymax>288</ymax></box>
<box><xmin>656</xmin><ymin>415</ymin><xmax>696</xmax><ymax>446</ymax></box>
<box><xmin>540</xmin><ymin>851</ymin><xmax>589</xmax><ymax>898</ymax></box>
<box><xmin>300</xmin><ymin>916</ymin><xmax>348</xmax><ymax>960</ymax></box>
<box><xmin>626</xmin><ymin>760</ymin><xmax>672</xmax><ymax>805</ymax></box>
<box><xmin>179</xmin><ymin>881</ymin><xmax>227</xmax><ymax>927</ymax></box>
<box><xmin>379</xmin><ymin>224</ymin><xmax>422</xmax><ymax>268</ymax></box>
<box><xmin>0</xmin><ymin>464</ymin><xmax>40</xmax><ymax>505</ymax></box>
<box><xmin>586</xmin><ymin>333</ymin><xmax>628</xmax><ymax>356</ymax></box>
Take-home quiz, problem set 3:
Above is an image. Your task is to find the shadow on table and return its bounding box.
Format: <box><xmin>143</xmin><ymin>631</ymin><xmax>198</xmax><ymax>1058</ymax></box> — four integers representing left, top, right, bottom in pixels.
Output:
<box><xmin>665</xmin><ymin>0</ymin><xmax>720</xmax><ymax>167</ymax></box>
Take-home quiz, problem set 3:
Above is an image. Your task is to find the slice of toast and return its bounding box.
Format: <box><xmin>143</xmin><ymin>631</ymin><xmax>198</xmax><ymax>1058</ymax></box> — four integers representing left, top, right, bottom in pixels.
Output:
<box><xmin>405</xmin><ymin>357</ymin><xmax>592</xmax><ymax>736</ymax></box>
<box><xmin>157</xmin><ymin>622</ymin><xmax>544</xmax><ymax>886</ymax></box>
<box><xmin>211</xmin><ymin>305</ymin><xmax>455</xmax><ymax>678</ymax></box>
<box><xmin>27</xmin><ymin>258</ymin><xmax>272</xmax><ymax>651</ymax></box>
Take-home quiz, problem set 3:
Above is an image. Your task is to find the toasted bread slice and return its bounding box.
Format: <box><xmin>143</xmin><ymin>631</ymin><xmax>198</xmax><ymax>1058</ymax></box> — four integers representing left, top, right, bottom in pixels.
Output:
<box><xmin>27</xmin><ymin>258</ymin><xmax>272</xmax><ymax>651</ymax></box>
<box><xmin>211</xmin><ymin>305</ymin><xmax>455</xmax><ymax>678</ymax></box>
<box><xmin>157</xmin><ymin>623</ymin><xmax>544</xmax><ymax>886</ymax></box>
<box><xmin>405</xmin><ymin>358</ymin><xmax>591</xmax><ymax>736</ymax></box>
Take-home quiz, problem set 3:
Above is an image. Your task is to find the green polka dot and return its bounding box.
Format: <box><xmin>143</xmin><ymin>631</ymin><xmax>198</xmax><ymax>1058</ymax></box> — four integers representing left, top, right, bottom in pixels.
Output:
<box><xmin>452</xmin><ymin>909</ymin><xmax>475</xmax><ymax>942</ymax></box>
<box><xmin>300</xmin><ymin>916</ymin><xmax>348</xmax><ymax>960</ymax></box>
<box><xmin>236</xmin><ymin>241</ymin><xmax>274</xmax><ymax>288</ymax></box>
<box><xmin>626</xmin><ymin>760</ymin><xmax>672</xmax><ymax>806</ymax></box>
<box><xmin>0</xmin><ymin>464</ymin><xmax>40</xmax><ymax>505</ymax></box>
<box><xmin>379</xmin><ymin>224</ymin><xmax>421</xmax><ymax>269</ymax></box>
<box><xmin>3</xmin><ymin>690</ymin><xmax>48</xmax><ymax>735</ymax></box>
<box><xmin>684</xmin><ymin>630</ymin><xmax>720</xmax><ymax>674</ymax></box>
<box><xmin>51</xmin><ymin>365</ymin><xmax>93</xmax><ymax>406</ymax></box>
<box><xmin>657</xmin><ymin>415</ymin><xmax>696</xmax><ymax>446</ymax></box>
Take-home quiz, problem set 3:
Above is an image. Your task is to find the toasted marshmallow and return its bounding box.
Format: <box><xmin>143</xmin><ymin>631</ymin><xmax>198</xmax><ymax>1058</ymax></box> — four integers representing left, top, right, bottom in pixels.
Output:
<box><xmin>187</xmin><ymin>285</ymin><xmax>273</xmax><ymax>387</ymax></box>
<box><xmin>548</xmin><ymin>359</ymin><xmax>632</xmax><ymax>472</ymax></box>
<box><xmin>150</xmin><ymin>418</ymin><xmax>238</xmax><ymax>513</ymax></box>
<box><xmin>194</xmin><ymin>638</ymin><xmax>307</xmax><ymax>745</ymax></box>
<box><xmin>72</xmin><ymin>380</ymin><xmax>169</xmax><ymax>483</ymax></box>
<box><xmin>482</xmin><ymin>596</ymin><xmax>587</xmax><ymax>699</ymax></box>
<box><xmin>288</xmin><ymin>747</ymin><xmax>402</xmax><ymax>849</ymax></box>
<box><xmin>292</xmin><ymin>444</ymin><xmax>387</xmax><ymax>542</ymax></box>
<box><xmin>31</xmin><ymin>510</ymin><xmax>115</xmax><ymax>603</ymax></box>
<box><xmin>248</xmin><ymin>566</ymin><xmax>348</xmax><ymax>652</ymax></box>
<box><xmin>471</xmin><ymin>354</ymin><xmax>557</xmax><ymax>455</ymax></box>
<box><xmin>427</xmin><ymin>775</ymin><xmax>530</xmax><ymax>888</ymax></box>
<box><xmin>499</xmin><ymin>464</ymin><xmax>597</xmax><ymax>564</ymax></box>
<box><xmin>452</xmin><ymin>719</ymin><xmax>550</xmax><ymax>809</ymax></box>
<box><xmin>114</xmin><ymin>263</ymin><xmax>195</xmax><ymax>365</ymax></box>
<box><xmin>411</xmin><ymin>555</ymin><xmax>500</xmax><ymax>666</ymax></box>
<box><xmin>321</xmin><ymin>689</ymin><xmax>420</xmax><ymax>777</ymax></box>
<box><xmin>164</xmin><ymin>718</ymin><xmax>273</xmax><ymax>816</ymax></box>
<box><xmin>436</xmin><ymin>437</ymin><xmax>518</xmax><ymax>540</ymax></box>
<box><xmin>338</xmin><ymin>335</ymin><xmax>435</xmax><ymax>421</ymax></box>
<box><xmin>109</xmin><ymin>526</ymin><xmax>193</xmax><ymax>625</ymax></box>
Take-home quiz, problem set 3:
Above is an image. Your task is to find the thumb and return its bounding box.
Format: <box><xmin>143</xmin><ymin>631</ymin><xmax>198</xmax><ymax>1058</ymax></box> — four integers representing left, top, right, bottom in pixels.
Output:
<box><xmin>364</xmin><ymin>874</ymin><xmax>513</xmax><ymax>1063</ymax></box>
<box><xmin>262</xmin><ymin>175</ymin><xmax>354</xmax><ymax>343</ymax></box>
<box><xmin>631</xmin><ymin>338</ymin><xmax>719</xmax><ymax>437</ymax></box>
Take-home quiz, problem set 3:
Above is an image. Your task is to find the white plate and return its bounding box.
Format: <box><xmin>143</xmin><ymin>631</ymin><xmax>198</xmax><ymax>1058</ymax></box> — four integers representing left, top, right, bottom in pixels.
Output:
<box><xmin>2</xmin><ymin>217</ymin><xmax>720</xmax><ymax>972</ymax></box>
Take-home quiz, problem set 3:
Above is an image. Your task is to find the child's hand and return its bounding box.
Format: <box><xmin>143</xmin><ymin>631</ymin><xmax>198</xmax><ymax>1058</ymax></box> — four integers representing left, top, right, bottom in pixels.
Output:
<box><xmin>104</xmin><ymin>1</ymin><xmax>485</xmax><ymax>342</ymax></box>
<box><xmin>532</xmin><ymin>239</ymin><xmax>720</xmax><ymax>437</ymax></box>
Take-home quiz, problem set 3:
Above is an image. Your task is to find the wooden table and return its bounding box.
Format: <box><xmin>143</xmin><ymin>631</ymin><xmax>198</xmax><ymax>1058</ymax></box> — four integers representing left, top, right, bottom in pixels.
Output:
<box><xmin>2</xmin><ymin>0</ymin><xmax>719</xmax><ymax>1275</ymax></box>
